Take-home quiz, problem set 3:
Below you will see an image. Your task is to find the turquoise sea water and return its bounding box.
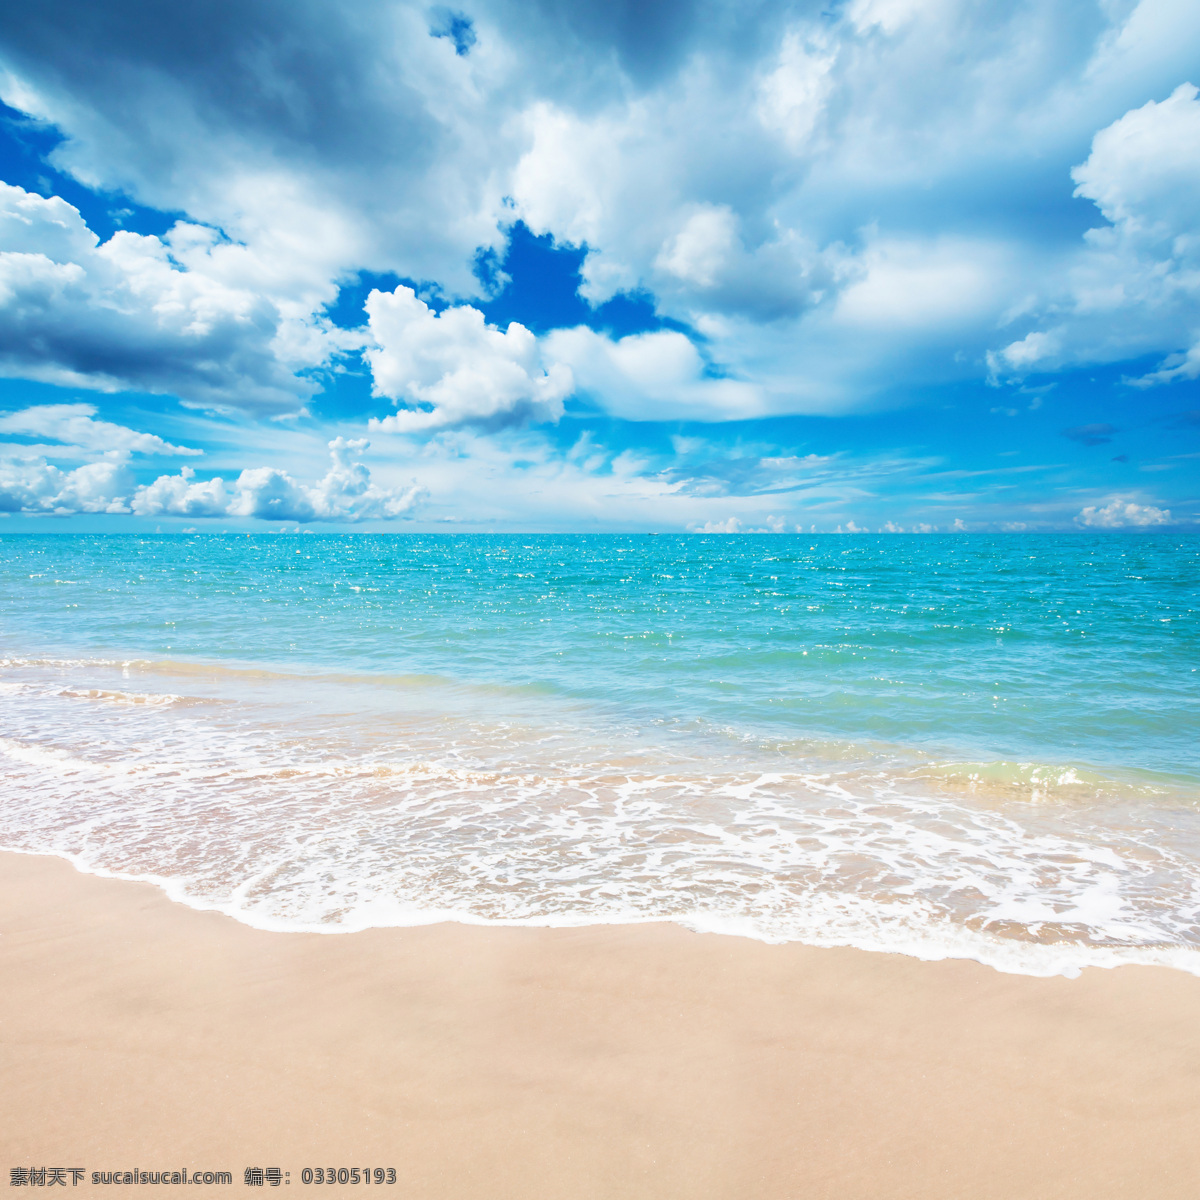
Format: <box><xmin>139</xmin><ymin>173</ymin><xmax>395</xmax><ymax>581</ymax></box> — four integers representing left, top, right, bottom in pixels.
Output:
<box><xmin>1</xmin><ymin>532</ymin><xmax>1197</xmax><ymax>975</ymax></box>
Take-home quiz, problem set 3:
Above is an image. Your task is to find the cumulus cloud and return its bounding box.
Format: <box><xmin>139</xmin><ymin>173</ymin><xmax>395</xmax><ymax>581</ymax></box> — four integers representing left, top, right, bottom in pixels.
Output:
<box><xmin>0</xmin><ymin>457</ymin><xmax>133</xmax><ymax>513</ymax></box>
<box><xmin>650</xmin><ymin>205</ymin><xmax>830</xmax><ymax>320</ymax></box>
<box><xmin>1071</xmin><ymin>82</ymin><xmax>1200</xmax><ymax>240</ymax></box>
<box><xmin>991</xmin><ymin>82</ymin><xmax>1200</xmax><ymax>383</ymax></box>
<box><xmin>0</xmin><ymin>400</ymin><xmax>201</xmax><ymax>513</ymax></box>
<box><xmin>542</xmin><ymin>326</ymin><xmax>764</xmax><ymax>421</ymax></box>
<box><xmin>133</xmin><ymin>438</ymin><xmax>426</xmax><ymax>522</ymax></box>
<box><xmin>656</xmin><ymin>207</ymin><xmax>741</xmax><ymax>291</ymax></box>
<box><xmin>0</xmin><ymin>185</ymin><xmax>350</xmax><ymax>411</ymax></box>
<box><xmin>130</xmin><ymin>466</ymin><xmax>229</xmax><ymax>517</ymax></box>
<box><xmin>1076</xmin><ymin>498</ymin><xmax>1172</xmax><ymax>527</ymax></box>
<box><xmin>691</xmin><ymin>517</ymin><xmax>743</xmax><ymax>533</ymax></box>
<box><xmin>987</xmin><ymin>330</ymin><xmax>1060</xmax><ymax>379</ymax></box>
<box><xmin>365</xmin><ymin>286</ymin><xmax>572</xmax><ymax>432</ymax></box>
<box><xmin>0</xmin><ymin>425</ymin><xmax>423</xmax><ymax>522</ymax></box>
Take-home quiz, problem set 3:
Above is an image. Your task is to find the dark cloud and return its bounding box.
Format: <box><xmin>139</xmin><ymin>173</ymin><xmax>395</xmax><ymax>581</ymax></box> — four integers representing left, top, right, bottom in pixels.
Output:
<box><xmin>1062</xmin><ymin>423</ymin><xmax>1116</xmax><ymax>446</ymax></box>
<box><xmin>0</xmin><ymin>0</ymin><xmax>439</xmax><ymax>169</ymax></box>
<box><xmin>518</xmin><ymin>0</ymin><xmax>704</xmax><ymax>86</ymax></box>
<box><xmin>0</xmin><ymin>0</ymin><xmax>802</xmax><ymax>178</ymax></box>
<box><xmin>486</xmin><ymin>0</ymin><xmax>817</xmax><ymax>92</ymax></box>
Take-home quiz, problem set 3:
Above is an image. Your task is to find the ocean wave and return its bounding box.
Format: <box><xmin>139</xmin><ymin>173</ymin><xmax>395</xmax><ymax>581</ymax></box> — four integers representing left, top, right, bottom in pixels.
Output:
<box><xmin>2</xmin><ymin>704</ymin><xmax>1199</xmax><ymax>979</ymax></box>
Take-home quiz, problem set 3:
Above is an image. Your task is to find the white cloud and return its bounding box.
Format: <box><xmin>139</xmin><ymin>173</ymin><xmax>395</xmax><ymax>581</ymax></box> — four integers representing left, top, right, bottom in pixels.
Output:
<box><xmin>755</xmin><ymin>29</ymin><xmax>835</xmax><ymax>152</ymax></box>
<box><xmin>988</xmin><ymin>330</ymin><xmax>1061</xmax><ymax>377</ymax></box>
<box><xmin>992</xmin><ymin>81</ymin><xmax>1200</xmax><ymax>382</ymax></box>
<box><xmin>835</xmin><ymin>236</ymin><xmax>1019</xmax><ymax>332</ymax></box>
<box><xmin>510</xmin><ymin>101</ymin><xmax>628</xmax><ymax>265</ymax></box>
<box><xmin>0</xmin><ymin>457</ymin><xmax>133</xmax><ymax>514</ymax></box>
<box><xmin>1131</xmin><ymin>340</ymin><xmax>1200</xmax><ymax>387</ymax></box>
<box><xmin>692</xmin><ymin>517</ymin><xmax>743</xmax><ymax>533</ymax></box>
<box><xmin>0</xmin><ymin>184</ymin><xmax>352</xmax><ymax>411</ymax></box>
<box><xmin>847</xmin><ymin>0</ymin><xmax>937</xmax><ymax>37</ymax></box>
<box><xmin>0</xmin><ymin>403</ymin><xmax>201</xmax><ymax>457</ymax></box>
<box><xmin>1071</xmin><ymin>82</ymin><xmax>1200</xmax><ymax>240</ymax></box>
<box><xmin>134</xmin><ymin>438</ymin><xmax>426</xmax><ymax>523</ymax></box>
<box><xmin>543</xmin><ymin>326</ymin><xmax>765</xmax><ymax>421</ymax></box>
<box><xmin>651</xmin><ymin>207</ymin><xmax>830</xmax><ymax>320</ymax></box>
<box><xmin>1076</xmin><ymin>498</ymin><xmax>1172</xmax><ymax>527</ymax></box>
<box><xmin>131</xmin><ymin>466</ymin><xmax>230</xmax><ymax>517</ymax></box>
<box><xmin>221</xmin><ymin>468</ymin><xmax>318</xmax><ymax>522</ymax></box>
<box><xmin>0</xmin><ymin>401</ymin><xmax>203</xmax><ymax>513</ymax></box>
<box><xmin>304</xmin><ymin>437</ymin><xmax>428</xmax><ymax>521</ymax></box>
<box><xmin>365</xmin><ymin>286</ymin><xmax>572</xmax><ymax>432</ymax></box>
<box><xmin>0</xmin><ymin>416</ymin><xmax>423</xmax><ymax>522</ymax></box>
<box><xmin>656</xmin><ymin>206</ymin><xmax>740</xmax><ymax>289</ymax></box>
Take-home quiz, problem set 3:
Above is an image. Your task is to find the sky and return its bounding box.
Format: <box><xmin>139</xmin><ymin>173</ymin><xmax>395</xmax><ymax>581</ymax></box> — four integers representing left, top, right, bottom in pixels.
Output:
<box><xmin>0</xmin><ymin>0</ymin><xmax>1197</xmax><ymax>532</ymax></box>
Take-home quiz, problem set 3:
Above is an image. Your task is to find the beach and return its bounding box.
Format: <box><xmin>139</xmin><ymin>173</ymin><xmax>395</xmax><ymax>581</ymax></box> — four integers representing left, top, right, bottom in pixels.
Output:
<box><xmin>3</xmin><ymin>850</ymin><xmax>1199</xmax><ymax>1200</ymax></box>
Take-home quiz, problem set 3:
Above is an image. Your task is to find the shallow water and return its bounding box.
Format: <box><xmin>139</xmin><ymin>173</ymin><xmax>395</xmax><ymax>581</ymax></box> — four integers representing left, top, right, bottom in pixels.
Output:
<box><xmin>1</xmin><ymin>532</ymin><xmax>1197</xmax><ymax>975</ymax></box>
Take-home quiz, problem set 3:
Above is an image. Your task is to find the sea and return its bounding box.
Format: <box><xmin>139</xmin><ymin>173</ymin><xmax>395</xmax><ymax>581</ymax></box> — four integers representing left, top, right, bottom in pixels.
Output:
<box><xmin>1</xmin><ymin>532</ymin><xmax>1197</xmax><ymax>977</ymax></box>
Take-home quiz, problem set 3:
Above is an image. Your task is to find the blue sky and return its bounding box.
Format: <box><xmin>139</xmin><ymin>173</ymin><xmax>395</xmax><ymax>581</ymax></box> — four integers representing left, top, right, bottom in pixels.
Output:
<box><xmin>0</xmin><ymin>0</ymin><xmax>1197</xmax><ymax>531</ymax></box>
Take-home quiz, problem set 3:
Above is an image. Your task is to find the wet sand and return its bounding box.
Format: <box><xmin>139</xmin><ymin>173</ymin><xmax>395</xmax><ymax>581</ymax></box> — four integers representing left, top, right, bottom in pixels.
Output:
<box><xmin>1</xmin><ymin>850</ymin><xmax>1198</xmax><ymax>1199</ymax></box>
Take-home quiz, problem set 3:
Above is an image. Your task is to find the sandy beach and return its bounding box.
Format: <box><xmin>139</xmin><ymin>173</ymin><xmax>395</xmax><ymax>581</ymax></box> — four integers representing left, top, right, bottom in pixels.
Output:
<box><xmin>1</xmin><ymin>850</ymin><xmax>1198</xmax><ymax>1200</ymax></box>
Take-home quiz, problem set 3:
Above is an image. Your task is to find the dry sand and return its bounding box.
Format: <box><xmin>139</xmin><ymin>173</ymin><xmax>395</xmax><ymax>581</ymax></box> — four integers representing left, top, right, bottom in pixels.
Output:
<box><xmin>1</xmin><ymin>850</ymin><xmax>1198</xmax><ymax>1199</ymax></box>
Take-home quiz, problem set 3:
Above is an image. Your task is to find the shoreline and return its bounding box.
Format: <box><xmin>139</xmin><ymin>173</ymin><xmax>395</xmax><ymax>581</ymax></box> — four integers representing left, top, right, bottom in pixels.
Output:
<box><xmin>12</xmin><ymin>846</ymin><xmax>1200</xmax><ymax>980</ymax></box>
<box><xmin>3</xmin><ymin>850</ymin><xmax>1199</xmax><ymax>1198</ymax></box>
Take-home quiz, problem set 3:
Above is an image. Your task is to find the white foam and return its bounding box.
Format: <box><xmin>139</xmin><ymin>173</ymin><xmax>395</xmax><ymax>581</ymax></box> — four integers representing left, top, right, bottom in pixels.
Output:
<box><xmin>57</xmin><ymin>687</ymin><xmax>186</xmax><ymax>706</ymax></box>
<box><xmin>2</xmin><ymin>656</ymin><xmax>1199</xmax><ymax>979</ymax></box>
